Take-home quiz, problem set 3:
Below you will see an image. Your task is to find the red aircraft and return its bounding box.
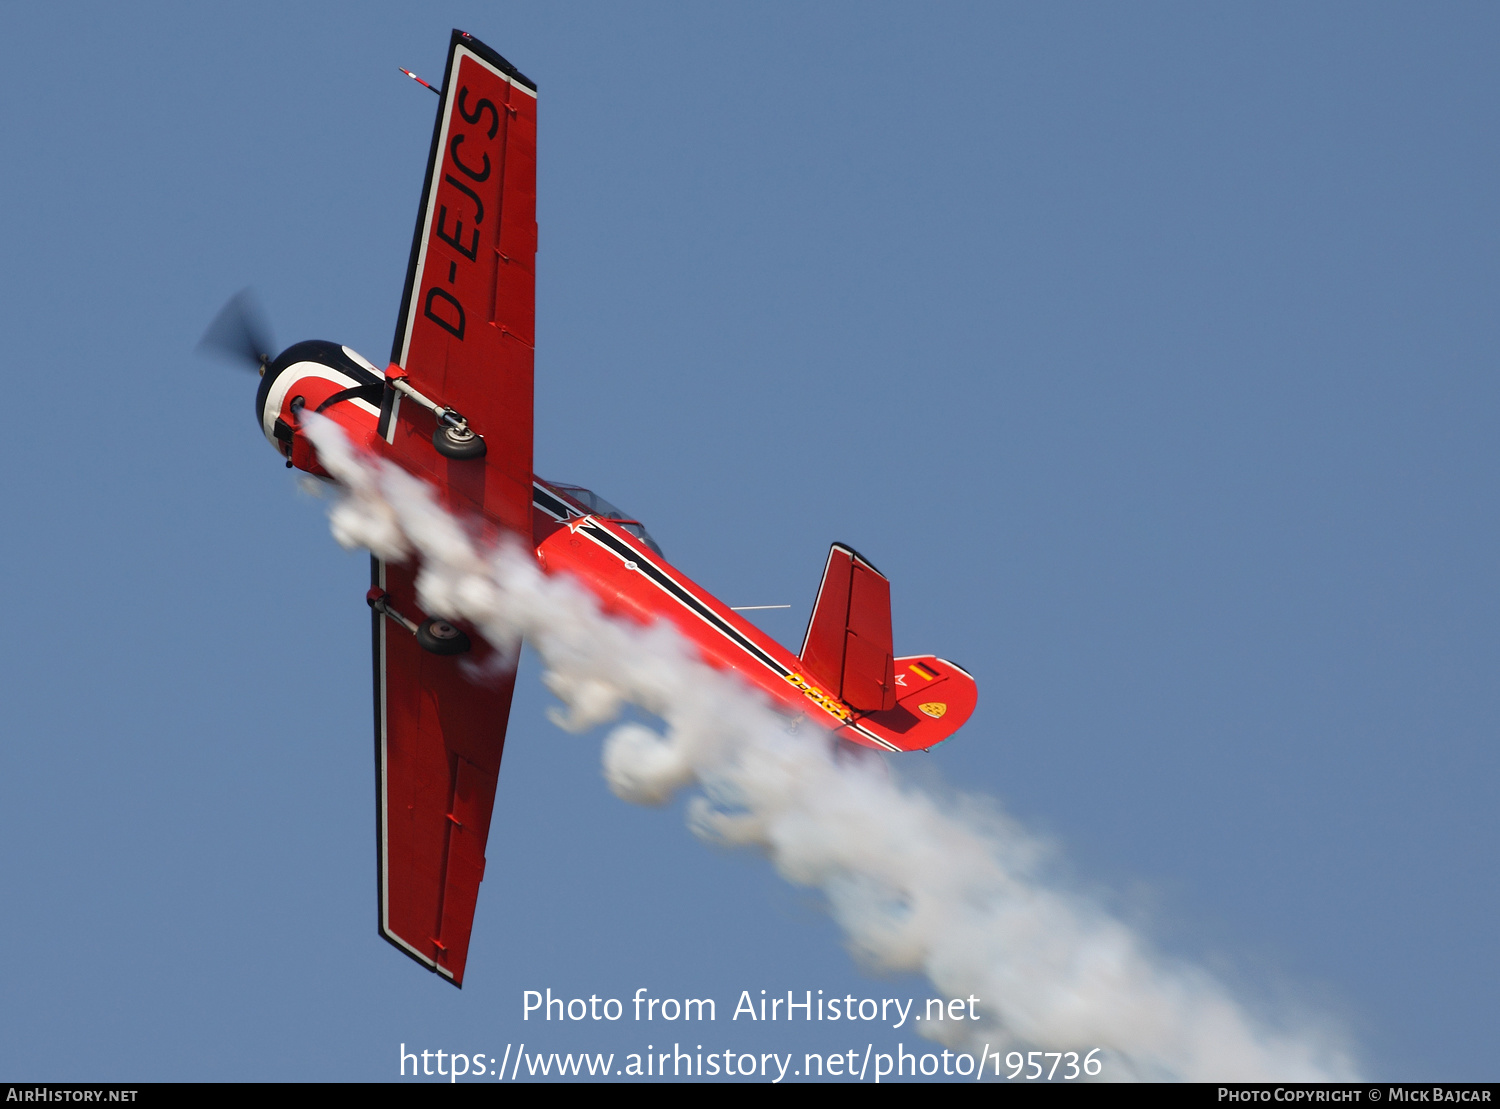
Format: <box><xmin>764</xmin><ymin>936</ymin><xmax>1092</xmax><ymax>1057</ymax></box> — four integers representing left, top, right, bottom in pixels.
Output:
<box><xmin>205</xmin><ymin>30</ymin><xmax>977</xmax><ymax>987</ymax></box>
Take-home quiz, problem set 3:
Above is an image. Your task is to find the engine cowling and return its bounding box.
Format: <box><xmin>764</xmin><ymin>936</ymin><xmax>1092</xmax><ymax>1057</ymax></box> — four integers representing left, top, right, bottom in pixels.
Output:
<box><xmin>255</xmin><ymin>340</ymin><xmax>386</xmax><ymax>475</ymax></box>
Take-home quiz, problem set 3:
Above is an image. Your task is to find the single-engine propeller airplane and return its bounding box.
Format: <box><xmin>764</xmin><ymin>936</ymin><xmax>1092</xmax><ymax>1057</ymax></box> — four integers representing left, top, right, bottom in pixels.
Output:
<box><xmin>203</xmin><ymin>30</ymin><xmax>976</xmax><ymax>988</ymax></box>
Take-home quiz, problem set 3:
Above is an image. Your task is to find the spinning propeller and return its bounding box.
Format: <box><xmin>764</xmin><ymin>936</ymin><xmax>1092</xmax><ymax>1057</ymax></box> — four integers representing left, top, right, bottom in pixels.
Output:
<box><xmin>198</xmin><ymin>287</ymin><xmax>486</xmax><ymax>460</ymax></box>
<box><xmin>198</xmin><ymin>289</ymin><xmax>276</xmax><ymax>375</ymax></box>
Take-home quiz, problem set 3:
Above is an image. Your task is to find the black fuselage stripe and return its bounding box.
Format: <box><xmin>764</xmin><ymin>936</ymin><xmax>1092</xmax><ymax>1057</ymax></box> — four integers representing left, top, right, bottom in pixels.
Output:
<box><xmin>576</xmin><ymin>521</ymin><xmax>899</xmax><ymax>750</ymax></box>
<box><xmin>531</xmin><ymin>488</ymin><xmax>896</xmax><ymax>750</ymax></box>
<box><xmin>532</xmin><ymin>485</ymin><xmax>574</xmax><ymax>521</ymax></box>
<box><xmin>578</xmin><ymin>524</ymin><xmax>789</xmax><ymax>676</ymax></box>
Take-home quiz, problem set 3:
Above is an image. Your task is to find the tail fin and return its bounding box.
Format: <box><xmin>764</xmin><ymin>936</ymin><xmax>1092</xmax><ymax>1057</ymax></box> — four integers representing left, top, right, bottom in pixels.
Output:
<box><xmin>801</xmin><ymin>544</ymin><xmax>979</xmax><ymax>751</ymax></box>
<box><xmin>800</xmin><ymin>543</ymin><xmax>897</xmax><ymax>711</ymax></box>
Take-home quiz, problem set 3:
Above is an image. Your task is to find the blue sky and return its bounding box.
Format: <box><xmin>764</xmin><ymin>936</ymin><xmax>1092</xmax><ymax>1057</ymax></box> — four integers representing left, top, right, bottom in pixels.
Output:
<box><xmin>0</xmin><ymin>2</ymin><xmax>1495</xmax><ymax>1081</ymax></box>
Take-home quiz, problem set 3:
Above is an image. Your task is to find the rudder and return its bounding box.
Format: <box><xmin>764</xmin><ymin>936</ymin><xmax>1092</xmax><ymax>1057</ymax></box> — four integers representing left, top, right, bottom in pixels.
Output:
<box><xmin>800</xmin><ymin>543</ymin><xmax>897</xmax><ymax>712</ymax></box>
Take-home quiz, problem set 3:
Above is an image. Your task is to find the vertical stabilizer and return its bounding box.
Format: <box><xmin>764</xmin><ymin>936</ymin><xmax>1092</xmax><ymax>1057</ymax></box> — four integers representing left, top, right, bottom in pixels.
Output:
<box><xmin>799</xmin><ymin>544</ymin><xmax>897</xmax><ymax>712</ymax></box>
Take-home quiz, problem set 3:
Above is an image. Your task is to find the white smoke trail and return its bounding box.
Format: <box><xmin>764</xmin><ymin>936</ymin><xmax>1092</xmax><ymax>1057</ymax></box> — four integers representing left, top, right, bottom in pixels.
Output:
<box><xmin>304</xmin><ymin>416</ymin><xmax>1359</xmax><ymax>1081</ymax></box>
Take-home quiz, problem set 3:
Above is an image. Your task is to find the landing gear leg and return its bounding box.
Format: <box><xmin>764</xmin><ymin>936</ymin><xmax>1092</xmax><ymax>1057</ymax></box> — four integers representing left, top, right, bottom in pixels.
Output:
<box><xmin>368</xmin><ymin>589</ymin><xmax>472</xmax><ymax>655</ymax></box>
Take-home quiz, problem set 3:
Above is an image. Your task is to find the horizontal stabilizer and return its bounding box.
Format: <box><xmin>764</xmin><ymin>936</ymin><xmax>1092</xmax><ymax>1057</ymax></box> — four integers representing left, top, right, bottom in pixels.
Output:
<box><xmin>800</xmin><ymin>543</ymin><xmax>897</xmax><ymax>712</ymax></box>
<box><xmin>854</xmin><ymin>655</ymin><xmax>978</xmax><ymax>751</ymax></box>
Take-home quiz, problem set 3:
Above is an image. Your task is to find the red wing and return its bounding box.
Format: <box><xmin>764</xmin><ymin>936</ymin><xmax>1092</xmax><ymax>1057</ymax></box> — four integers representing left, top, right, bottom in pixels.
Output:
<box><xmin>383</xmin><ymin>30</ymin><xmax>537</xmax><ymax>538</ymax></box>
<box><xmin>373</xmin><ymin>557</ymin><xmax>516</xmax><ymax>986</ymax></box>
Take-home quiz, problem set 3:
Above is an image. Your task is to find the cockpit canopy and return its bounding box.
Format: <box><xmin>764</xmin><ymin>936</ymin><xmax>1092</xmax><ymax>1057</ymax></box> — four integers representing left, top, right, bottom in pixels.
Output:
<box><xmin>543</xmin><ymin>481</ymin><xmax>664</xmax><ymax>557</ymax></box>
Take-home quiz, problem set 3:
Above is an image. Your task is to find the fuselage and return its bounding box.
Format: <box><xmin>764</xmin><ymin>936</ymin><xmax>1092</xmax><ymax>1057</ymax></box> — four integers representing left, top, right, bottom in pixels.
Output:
<box><xmin>256</xmin><ymin>341</ymin><xmax>936</xmax><ymax>751</ymax></box>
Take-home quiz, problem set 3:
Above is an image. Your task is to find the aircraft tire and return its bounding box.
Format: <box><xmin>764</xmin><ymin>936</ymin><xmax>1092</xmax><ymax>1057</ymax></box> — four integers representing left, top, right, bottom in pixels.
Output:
<box><xmin>416</xmin><ymin>618</ymin><xmax>471</xmax><ymax>655</ymax></box>
<box><xmin>433</xmin><ymin>425</ymin><xmax>487</xmax><ymax>460</ymax></box>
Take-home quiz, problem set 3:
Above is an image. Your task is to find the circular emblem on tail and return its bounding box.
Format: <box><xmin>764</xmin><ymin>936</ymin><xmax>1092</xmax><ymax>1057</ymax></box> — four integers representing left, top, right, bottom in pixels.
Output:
<box><xmin>919</xmin><ymin>702</ymin><xmax>947</xmax><ymax>719</ymax></box>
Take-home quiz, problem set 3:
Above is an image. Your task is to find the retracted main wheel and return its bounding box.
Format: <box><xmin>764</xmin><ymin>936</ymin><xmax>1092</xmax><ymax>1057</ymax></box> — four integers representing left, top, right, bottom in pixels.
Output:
<box><xmin>416</xmin><ymin>618</ymin><xmax>472</xmax><ymax>655</ymax></box>
<box><xmin>433</xmin><ymin>424</ymin><xmax>487</xmax><ymax>460</ymax></box>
